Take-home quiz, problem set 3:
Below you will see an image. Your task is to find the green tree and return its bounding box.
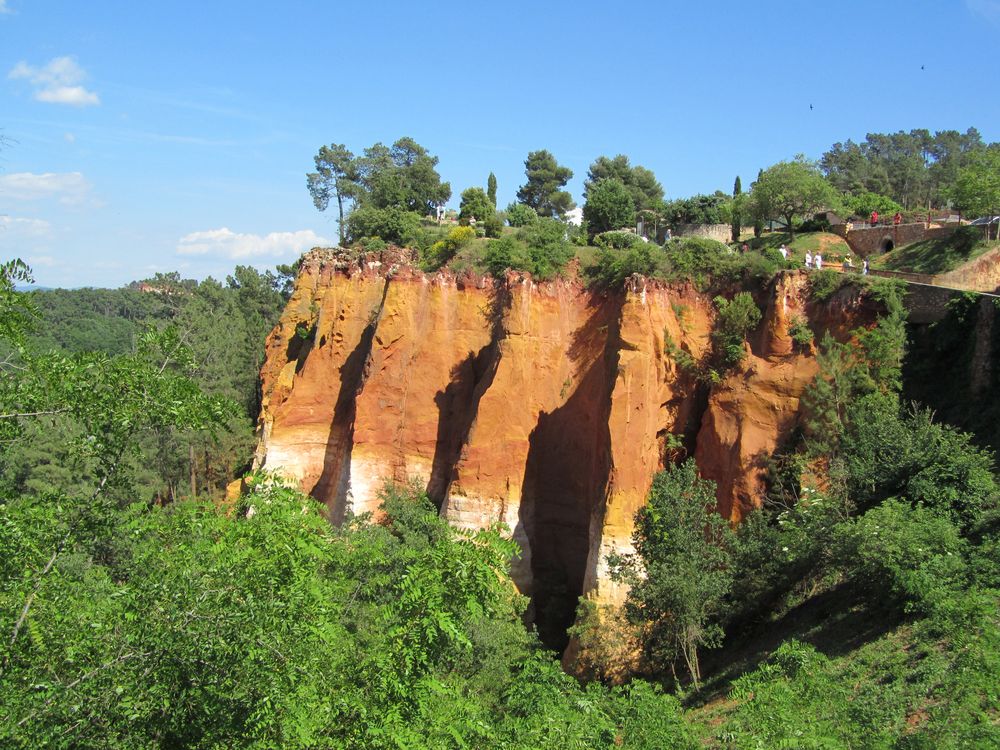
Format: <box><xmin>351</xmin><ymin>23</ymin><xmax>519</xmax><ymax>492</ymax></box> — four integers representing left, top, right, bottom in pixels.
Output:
<box><xmin>583</xmin><ymin>178</ymin><xmax>636</xmax><ymax>234</ymax></box>
<box><xmin>584</xmin><ymin>154</ymin><xmax>664</xmax><ymax>213</ymax></box>
<box><xmin>354</xmin><ymin>137</ymin><xmax>452</xmax><ymax>215</ymax></box>
<box><xmin>487</xmin><ymin>171</ymin><xmax>497</xmax><ymax>207</ymax></box>
<box><xmin>949</xmin><ymin>146</ymin><xmax>1000</xmax><ymax>226</ymax></box>
<box><xmin>751</xmin><ymin>157</ymin><xmax>839</xmax><ymax>238</ymax></box>
<box><xmin>306</xmin><ymin>143</ymin><xmax>358</xmax><ymax>246</ymax></box>
<box><xmin>731</xmin><ymin>175</ymin><xmax>742</xmax><ymax>242</ymax></box>
<box><xmin>610</xmin><ymin>460</ymin><xmax>734</xmax><ymax>689</ymax></box>
<box><xmin>516</xmin><ymin>150</ymin><xmax>575</xmax><ymax>219</ymax></box>
<box><xmin>459</xmin><ymin>186</ymin><xmax>495</xmax><ymax>225</ymax></box>
<box><xmin>847</xmin><ymin>191</ymin><xmax>903</xmax><ymax>219</ymax></box>
<box><xmin>345</xmin><ymin>205</ymin><xmax>422</xmax><ymax>245</ymax></box>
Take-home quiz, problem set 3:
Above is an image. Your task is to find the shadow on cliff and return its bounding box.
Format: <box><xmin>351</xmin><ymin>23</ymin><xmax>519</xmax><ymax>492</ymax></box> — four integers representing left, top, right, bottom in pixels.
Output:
<box><xmin>311</xmin><ymin>278</ymin><xmax>390</xmax><ymax>523</ymax></box>
<box><xmin>518</xmin><ymin>291</ymin><xmax>623</xmax><ymax>652</ymax></box>
<box><xmin>427</xmin><ymin>282</ymin><xmax>511</xmax><ymax>507</ymax></box>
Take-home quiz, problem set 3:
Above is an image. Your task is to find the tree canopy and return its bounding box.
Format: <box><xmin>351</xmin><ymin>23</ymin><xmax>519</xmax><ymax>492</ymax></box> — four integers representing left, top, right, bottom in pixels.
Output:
<box><xmin>584</xmin><ymin>154</ymin><xmax>664</xmax><ymax>214</ymax></box>
<box><xmin>820</xmin><ymin>128</ymin><xmax>985</xmax><ymax>210</ymax></box>
<box><xmin>750</xmin><ymin>157</ymin><xmax>839</xmax><ymax>238</ymax></box>
<box><xmin>307</xmin><ymin>137</ymin><xmax>451</xmax><ymax>243</ymax></box>
<box><xmin>948</xmin><ymin>145</ymin><xmax>1000</xmax><ymax>220</ymax></box>
<box><xmin>583</xmin><ymin>178</ymin><xmax>636</xmax><ymax>234</ymax></box>
<box><xmin>515</xmin><ymin>150</ymin><xmax>575</xmax><ymax>219</ymax></box>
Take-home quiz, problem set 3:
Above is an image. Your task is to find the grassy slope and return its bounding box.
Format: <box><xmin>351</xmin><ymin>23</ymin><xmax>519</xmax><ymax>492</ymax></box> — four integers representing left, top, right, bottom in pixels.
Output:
<box><xmin>873</xmin><ymin>236</ymin><xmax>1000</xmax><ymax>275</ymax></box>
<box><xmin>749</xmin><ymin>231</ymin><xmax>852</xmax><ymax>263</ymax></box>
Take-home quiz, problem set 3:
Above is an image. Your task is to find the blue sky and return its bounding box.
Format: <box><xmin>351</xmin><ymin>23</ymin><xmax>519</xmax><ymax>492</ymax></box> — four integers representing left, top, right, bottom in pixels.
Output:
<box><xmin>2</xmin><ymin>0</ymin><xmax>999</xmax><ymax>288</ymax></box>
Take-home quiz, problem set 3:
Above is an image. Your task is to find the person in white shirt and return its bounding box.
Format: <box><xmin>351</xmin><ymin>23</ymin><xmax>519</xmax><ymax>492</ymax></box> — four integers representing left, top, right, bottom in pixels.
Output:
<box><xmin>804</xmin><ymin>251</ymin><xmax>813</xmax><ymax>269</ymax></box>
<box><xmin>814</xmin><ymin>252</ymin><xmax>823</xmax><ymax>269</ymax></box>
<box><xmin>779</xmin><ymin>244</ymin><xmax>788</xmax><ymax>259</ymax></box>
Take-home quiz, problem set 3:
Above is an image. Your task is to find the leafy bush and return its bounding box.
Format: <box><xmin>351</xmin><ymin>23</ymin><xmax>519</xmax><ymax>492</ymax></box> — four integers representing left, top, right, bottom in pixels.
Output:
<box><xmin>346</xmin><ymin>205</ymin><xmax>422</xmax><ymax>246</ymax></box>
<box><xmin>711</xmin><ymin>292</ymin><xmax>762</xmax><ymax>369</ymax></box>
<box><xmin>514</xmin><ymin>217</ymin><xmax>574</xmax><ymax>279</ymax></box>
<box><xmin>836</xmin><ymin>500</ymin><xmax>968</xmax><ymax>611</ymax></box>
<box><xmin>420</xmin><ymin>225</ymin><xmax>476</xmax><ymax>270</ymax></box>
<box><xmin>595</xmin><ymin>230</ymin><xmax>643</xmax><ymax>250</ymax></box>
<box><xmin>591</xmin><ymin>242</ymin><xmax>660</xmax><ymax>287</ymax></box>
<box><xmin>482</xmin><ymin>213</ymin><xmax>503</xmax><ymax>238</ymax></box>
<box><xmin>505</xmin><ymin>202</ymin><xmax>538</xmax><ymax>227</ymax></box>
<box><xmin>483</xmin><ymin>235</ymin><xmax>530</xmax><ymax>278</ymax></box>
<box><xmin>808</xmin><ymin>269</ymin><xmax>849</xmax><ymax>301</ymax></box>
<box><xmin>788</xmin><ymin>315</ymin><xmax>813</xmax><ymax>350</ymax></box>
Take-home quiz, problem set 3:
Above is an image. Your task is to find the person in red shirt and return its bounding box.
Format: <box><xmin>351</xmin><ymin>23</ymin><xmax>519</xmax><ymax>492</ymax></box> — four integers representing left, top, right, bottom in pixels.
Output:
<box><xmin>871</xmin><ymin>210</ymin><xmax>879</xmax><ymax>226</ymax></box>
<box><xmin>893</xmin><ymin>212</ymin><xmax>902</xmax><ymax>225</ymax></box>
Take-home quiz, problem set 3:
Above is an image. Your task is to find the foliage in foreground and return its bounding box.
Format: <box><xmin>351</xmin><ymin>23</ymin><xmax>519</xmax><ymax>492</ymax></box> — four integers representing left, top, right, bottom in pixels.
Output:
<box><xmin>0</xmin><ymin>477</ymin><xmax>698</xmax><ymax>749</ymax></box>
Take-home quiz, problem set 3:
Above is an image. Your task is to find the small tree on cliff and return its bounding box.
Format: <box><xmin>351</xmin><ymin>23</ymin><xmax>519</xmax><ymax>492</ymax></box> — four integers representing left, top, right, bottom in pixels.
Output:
<box><xmin>609</xmin><ymin>460</ymin><xmax>734</xmax><ymax>690</ymax></box>
<box><xmin>307</xmin><ymin>143</ymin><xmax>359</xmax><ymax>246</ymax></box>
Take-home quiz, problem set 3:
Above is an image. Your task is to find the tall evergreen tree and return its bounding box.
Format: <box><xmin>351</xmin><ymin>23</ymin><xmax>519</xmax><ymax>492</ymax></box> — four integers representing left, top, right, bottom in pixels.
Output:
<box><xmin>487</xmin><ymin>172</ymin><xmax>497</xmax><ymax>207</ymax></box>
<box><xmin>731</xmin><ymin>175</ymin><xmax>742</xmax><ymax>242</ymax></box>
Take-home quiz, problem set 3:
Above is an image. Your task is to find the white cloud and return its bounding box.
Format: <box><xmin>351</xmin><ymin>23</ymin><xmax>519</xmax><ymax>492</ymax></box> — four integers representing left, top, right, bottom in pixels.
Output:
<box><xmin>64</xmin><ymin>132</ymin><xmax>76</xmax><ymax>143</ymax></box>
<box><xmin>26</xmin><ymin>255</ymin><xmax>57</xmax><ymax>268</ymax></box>
<box><xmin>0</xmin><ymin>215</ymin><xmax>52</xmax><ymax>237</ymax></box>
<box><xmin>0</xmin><ymin>1</ymin><xmax>12</xmax><ymax>15</ymax></box>
<box><xmin>967</xmin><ymin>0</ymin><xmax>1000</xmax><ymax>23</ymax></box>
<box><xmin>177</xmin><ymin>227</ymin><xmax>330</xmax><ymax>259</ymax></box>
<box><xmin>8</xmin><ymin>56</ymin><xmax>100</xmax><ymax>106</ymax></box>
<box><xmin>0</xmin><ymin>171</ymin><xmax>93</xmax><ymax>205</ymax></box>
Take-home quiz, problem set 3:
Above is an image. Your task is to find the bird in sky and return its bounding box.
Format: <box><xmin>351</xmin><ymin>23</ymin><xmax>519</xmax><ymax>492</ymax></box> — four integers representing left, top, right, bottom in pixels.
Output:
<box><xmin>809</xmin><ymin>104</ymin><xmax>814</xmax><ymax>110</ymax></box>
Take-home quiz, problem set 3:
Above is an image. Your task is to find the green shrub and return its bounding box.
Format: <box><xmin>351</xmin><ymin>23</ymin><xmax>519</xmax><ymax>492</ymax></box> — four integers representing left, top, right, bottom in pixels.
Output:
<box><xmin>788</xmin><ymin>315</ymin><xmax>813</xmax><ymax>350</ymax></box>
<box><xmin>836</xmin><ymin>500</ymin><xmax>968</xmax><ymax>611</ymax></box>
<box><xmin>505</xmin><ymin>202</ymin><xmax>538</xmax><ymax>227</ymax></box>
<box><xmin>514</xmin><ymin>218</ymin><xmax>574</xmax><ymax>279</ymax></box>
<box><xmin>482</xmin><ymin>213</ymin><xmax>503</xmax><ymax>238</ymax></box>
<box><xmin>595</xmin><ymin>230</ymin><xmax>643</xmax><ymax>250</ymax></box>
<box><xmin>346</xmin><ymin>206</ymin><xmax>423</xmax><ymax>246</ymax></box>
<box><xmin>483</xmin><ymin>235</ymin><xmax>530</xmax><ymax>278</ymax></box>
<box><xmin>591</xmin><ymin>243</ymin><xmax>659</xmax><ymax>287</ymax></box>
<box><xmin>808</xmin><ymin>269</ymin><xmax>849</xmax><ymax>301</ymax></box>
<box><xmin>712</xmin><ymin>292</ymin><xmax>762</xmax><ymax>369</ymax></box>
<box><xmin>420</xmin><ymin>225</ymin><xmax>476</xmax><ymax>270</ymax></box>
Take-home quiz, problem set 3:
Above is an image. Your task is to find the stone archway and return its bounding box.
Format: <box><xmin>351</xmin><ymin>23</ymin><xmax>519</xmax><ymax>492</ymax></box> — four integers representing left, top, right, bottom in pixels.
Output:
<box><xmin>879</xmin><ymin>236</ymin><xmax>895</xmax><ymax>253</ymax></box>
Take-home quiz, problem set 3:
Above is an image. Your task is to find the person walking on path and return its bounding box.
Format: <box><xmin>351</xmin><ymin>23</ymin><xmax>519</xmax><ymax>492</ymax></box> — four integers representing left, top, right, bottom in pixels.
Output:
<box><xmin>814</xmin><ymin>252</ymin><xmax>823</xmax><ymax>269</ymax></box>
<box><xmin>862</xmin><ymin>257</ymin><xmax>869</xmax><ymax>275</ymax></box>
<box><xmin>804</xmin><ymin>250</ymin><xmax>813</xmax><ymax>269</ymax></box>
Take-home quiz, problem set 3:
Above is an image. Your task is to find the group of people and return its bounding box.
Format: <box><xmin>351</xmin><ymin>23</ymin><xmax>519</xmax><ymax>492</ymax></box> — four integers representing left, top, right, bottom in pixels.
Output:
<box><xmin>803</xmin><ymin>250</ymin><xmax>823</xmax><ymax>269</ymax></box>
<box><xmin>870</xmin><ymin>210</ymin><xmax>903</xmax><ymax>227</ymax></box>
<box><xmin>799</xmin><ymin>247</ymin><xmax>869</xmax><ymax>274</ymax></box>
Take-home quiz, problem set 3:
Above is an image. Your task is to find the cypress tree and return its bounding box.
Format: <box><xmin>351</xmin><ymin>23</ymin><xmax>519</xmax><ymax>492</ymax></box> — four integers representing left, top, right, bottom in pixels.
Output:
<box><xmin>753</xmin><ymin>168</ymin><xmax>764</xmax><ymax>238</ymax></box>
<box><xmin>487</xmin><ymin>172</ymin><xmax>498</xmax><ymax>207</ymax></box>
<box><xmin>732</xmin><ymin>175</ymin><xmax>742</xmax><ymax>242</ymax></box>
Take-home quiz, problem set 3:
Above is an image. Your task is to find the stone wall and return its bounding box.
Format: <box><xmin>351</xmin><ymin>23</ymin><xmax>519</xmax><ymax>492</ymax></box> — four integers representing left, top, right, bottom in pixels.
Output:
<box><xmin>671</xmin><ymin>223</ymin><xmax>731</xmax><ymax>243</ymax></box>
<box><xmin>834</xmin><ymin>222</ymin><xmax>959</xmax><ymax>257</ymax></box>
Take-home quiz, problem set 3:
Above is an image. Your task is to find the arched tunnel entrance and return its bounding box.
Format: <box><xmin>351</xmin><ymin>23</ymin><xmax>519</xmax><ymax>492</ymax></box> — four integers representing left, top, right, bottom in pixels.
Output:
<box><xmin>880</xmin><ymin>237</ymin><xmax>895</xmax><ymax>253</ymax></box>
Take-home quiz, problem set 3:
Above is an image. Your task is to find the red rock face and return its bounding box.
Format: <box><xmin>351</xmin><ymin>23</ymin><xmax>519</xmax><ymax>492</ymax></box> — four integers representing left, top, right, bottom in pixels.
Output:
<box><xmin>254</xmin><ymin>250</ymin><xmax>874</xmax><ymax>645</ymax></box>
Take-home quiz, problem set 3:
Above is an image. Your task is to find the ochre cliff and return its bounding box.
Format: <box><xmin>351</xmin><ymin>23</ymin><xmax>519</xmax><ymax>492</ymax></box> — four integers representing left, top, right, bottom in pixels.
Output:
<box><xmin>253</xmin><ymin>248</ymin><xmax>875</xmax><ymax>646</ymax></box>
